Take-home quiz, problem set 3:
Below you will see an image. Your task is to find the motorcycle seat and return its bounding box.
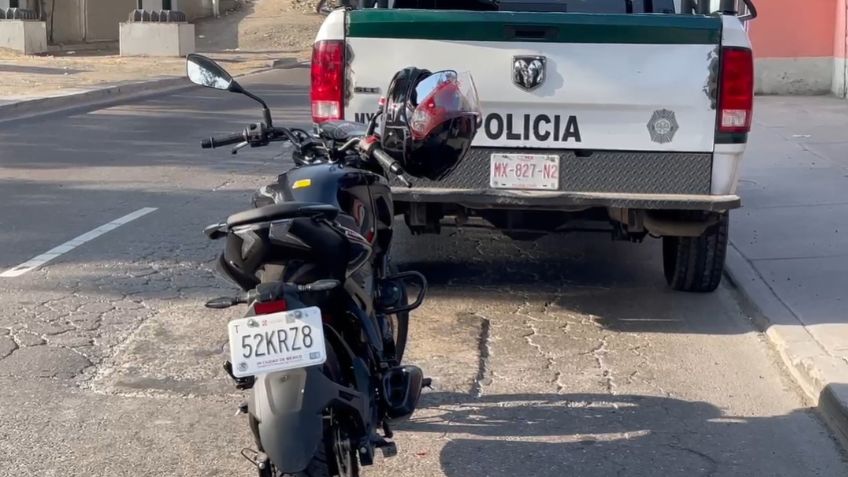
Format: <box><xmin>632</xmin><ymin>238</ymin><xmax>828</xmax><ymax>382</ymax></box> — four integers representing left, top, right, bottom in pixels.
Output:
<box><xmin>317</xmin><ymin>120</ymin><xmax>368</xmax><ymax>142</ymax></box>
<box><xmin>226</xmin><ymin>202</ymin><xmax>339</xmax><ymax>228</ymax></box>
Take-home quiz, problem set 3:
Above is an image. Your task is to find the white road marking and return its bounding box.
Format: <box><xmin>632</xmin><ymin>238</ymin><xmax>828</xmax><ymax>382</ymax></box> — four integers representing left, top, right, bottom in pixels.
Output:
<box><xmin>0</xmin><ymin>207</ymin><xmax>158</xmax><ymax>278</ymax></box>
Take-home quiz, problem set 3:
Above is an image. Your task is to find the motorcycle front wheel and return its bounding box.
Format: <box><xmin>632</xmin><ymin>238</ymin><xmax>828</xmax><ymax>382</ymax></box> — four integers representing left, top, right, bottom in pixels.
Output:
<box><xmin>387</xmin><ymin>263</ymin><xmax>410</xmax><ymax>363</ymax></box>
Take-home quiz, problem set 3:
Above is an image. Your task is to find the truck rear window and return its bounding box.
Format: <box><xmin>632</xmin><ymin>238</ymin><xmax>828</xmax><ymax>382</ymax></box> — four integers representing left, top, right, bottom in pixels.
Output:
<box><xmin>392</xmin><ymin>0</ymin><xmax>680</xmax><ymax>14</ymax></box>
<box><xmin>495</xmin><ymin>0</ymin><xmax>677</xmax><ymax>14</ymax></box>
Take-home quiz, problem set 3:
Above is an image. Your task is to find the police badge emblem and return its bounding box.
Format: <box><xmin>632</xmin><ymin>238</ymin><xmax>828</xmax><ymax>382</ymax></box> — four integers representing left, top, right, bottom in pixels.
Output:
<box><xmin>647</xmin><ymin>109</ymin><xmax>679</xmax><ymax>144</ymax></box>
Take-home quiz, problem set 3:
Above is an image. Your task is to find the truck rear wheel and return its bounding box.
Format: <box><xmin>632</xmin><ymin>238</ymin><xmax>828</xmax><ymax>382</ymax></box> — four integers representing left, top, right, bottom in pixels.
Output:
<box><xmin>662</xmin><ymin>212</ymin><xmax>729</xmax><ymax>293</ymax></box>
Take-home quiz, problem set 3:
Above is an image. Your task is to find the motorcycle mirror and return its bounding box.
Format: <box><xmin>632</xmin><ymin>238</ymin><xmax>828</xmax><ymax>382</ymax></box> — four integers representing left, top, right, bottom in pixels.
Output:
<box><xmin>186</xmin><ymin>54</ymin><xmax>239</xmax><ymax>91</ymax></box>
<box><xmin>186</xmin><ymin>54</ymin><xmax>274</xmax><ymax>127</ymax></box>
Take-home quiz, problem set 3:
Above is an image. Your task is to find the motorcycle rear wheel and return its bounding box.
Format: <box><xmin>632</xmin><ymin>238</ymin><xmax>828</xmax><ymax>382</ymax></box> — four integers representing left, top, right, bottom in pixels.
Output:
<box><xmin>273</xmin><ymin>350</ymin><xmax>358</xmax><ymax>477</ymax></box>
<box><xmin>276</xmin><ymin>422</ymin><xmax>357</xmax><ymax>477</ymax></box>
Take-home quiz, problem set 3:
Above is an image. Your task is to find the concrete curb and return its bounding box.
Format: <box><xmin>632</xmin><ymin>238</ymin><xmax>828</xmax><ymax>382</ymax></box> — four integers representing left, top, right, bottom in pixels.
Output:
<box><xmin>725</xmin><ymin>242</ymin><xmax>848</xmax><ymax>445</ymax></box>
<box><xmin>0</xmin><ymin>58</ymin><xmax>308</xmax><ymax>125</ymax></box>
<box><xmin>0</xmin><ymin>77</ymin><xmax>195</xmax><ymax>125</ymax></box>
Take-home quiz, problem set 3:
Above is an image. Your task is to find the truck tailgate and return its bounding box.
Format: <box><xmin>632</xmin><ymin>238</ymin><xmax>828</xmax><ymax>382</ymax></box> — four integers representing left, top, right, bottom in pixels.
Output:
<box><xmin>345</xmin><ymin>10</ymin><xmax>722</xmax><ymax>153</ymax></box>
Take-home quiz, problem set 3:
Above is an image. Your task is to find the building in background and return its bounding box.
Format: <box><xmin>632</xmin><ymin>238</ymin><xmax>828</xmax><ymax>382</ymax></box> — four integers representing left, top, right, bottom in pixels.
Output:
<box><xmin>0</xmin><ymin>0</ymin><xmax>233</xmax><ymax>44</ymax></box>
<box><xmin>748</xmin><ymin>0</ymin><xmax>848</xmax><ymax>97</ymax></box>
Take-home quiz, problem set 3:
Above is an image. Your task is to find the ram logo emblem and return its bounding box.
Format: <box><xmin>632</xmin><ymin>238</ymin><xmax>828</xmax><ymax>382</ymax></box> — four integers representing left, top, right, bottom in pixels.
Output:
<box><xmin>513</xmin><ymin>56</ymin><xmax>546</xmax><ymax>91</ymax></box>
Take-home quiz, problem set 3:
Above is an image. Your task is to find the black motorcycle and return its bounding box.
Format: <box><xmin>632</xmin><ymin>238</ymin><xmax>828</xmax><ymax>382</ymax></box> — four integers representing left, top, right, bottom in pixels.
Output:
<box><xmin>185</xmin><ymin>55</ymin><xmax>480</xmax><ymax>477</ymax></box>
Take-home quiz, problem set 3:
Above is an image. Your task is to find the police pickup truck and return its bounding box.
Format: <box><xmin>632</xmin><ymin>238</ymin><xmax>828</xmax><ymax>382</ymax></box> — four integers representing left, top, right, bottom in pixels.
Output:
<box><xmin>310</xmin><ymin>0</ymin><xmax>757</xmax><ymax>292</ymax></box>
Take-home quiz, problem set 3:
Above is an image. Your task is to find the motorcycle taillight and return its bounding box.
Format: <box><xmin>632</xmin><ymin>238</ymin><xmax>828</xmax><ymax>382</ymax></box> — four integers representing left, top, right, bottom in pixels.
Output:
<box><xmin>254</xmin><ymin>300</ymin><xmax>287</xmax><ymax>315</ymax></box>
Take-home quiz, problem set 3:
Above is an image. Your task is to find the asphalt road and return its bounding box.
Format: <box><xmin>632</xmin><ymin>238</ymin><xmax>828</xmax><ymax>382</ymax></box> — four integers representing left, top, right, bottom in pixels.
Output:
<box><xmin>0</xmin><ymin>67</ymin><xmax>846</xmax><ymax>477</ymax></box>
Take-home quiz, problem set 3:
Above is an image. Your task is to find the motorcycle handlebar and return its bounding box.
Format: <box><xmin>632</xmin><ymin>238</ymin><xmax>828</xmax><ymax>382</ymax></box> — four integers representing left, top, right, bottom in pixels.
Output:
<box><xmin>372</xmin><ymin>147</ymin><xmax>411</xmax><ymax>187</ymax></box>
<box><xmin>201</xmin><ymin>131</ymin><xmax>245</xmax><ymax>149</ymax></box>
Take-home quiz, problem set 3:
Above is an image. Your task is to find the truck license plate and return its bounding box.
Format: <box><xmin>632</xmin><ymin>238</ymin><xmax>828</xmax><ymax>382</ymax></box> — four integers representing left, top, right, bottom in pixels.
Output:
<box><xmin>490</xmin><ymin>154</ymin><xmax>560</xmax><ymax>190</ymax></box>
<box><xmin>228</xmin><ymin>307</ymin><xmax>326</xmax><ymax>378</ymax></box>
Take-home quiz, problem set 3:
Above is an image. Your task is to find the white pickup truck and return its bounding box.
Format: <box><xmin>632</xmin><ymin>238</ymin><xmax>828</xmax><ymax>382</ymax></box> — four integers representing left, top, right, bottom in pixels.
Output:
<box><xmin>310</xmin><ymin>0</ymin><xmax>756</xmax><ymax>292</ymax></box>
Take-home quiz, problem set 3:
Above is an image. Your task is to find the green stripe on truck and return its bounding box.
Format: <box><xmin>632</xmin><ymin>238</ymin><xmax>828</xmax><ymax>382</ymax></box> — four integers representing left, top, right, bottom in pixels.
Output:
<box><xmin>347</xmin><ymin>10</ymin><xmax>722</xmax><ymax>45</ymax></box>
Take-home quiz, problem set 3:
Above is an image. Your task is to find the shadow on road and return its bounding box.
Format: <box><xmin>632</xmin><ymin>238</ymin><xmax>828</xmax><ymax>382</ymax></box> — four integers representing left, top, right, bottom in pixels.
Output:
<box><xmin>396</xmin><ymin>229</ymin><xmax>753</xmax><ymax>335</ymax></box>
<box><xmin>395</xmin><ymin>391</ymin><xmax>834</xmax><ymax>477</ymax></box>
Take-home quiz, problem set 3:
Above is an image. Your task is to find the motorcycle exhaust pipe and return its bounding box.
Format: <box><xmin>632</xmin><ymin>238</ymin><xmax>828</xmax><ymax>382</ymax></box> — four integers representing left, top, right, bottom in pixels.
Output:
<box><xmin>382</xmin><ymin>365</ymin><xmax>424</xmax><ymax>421</ymax></box>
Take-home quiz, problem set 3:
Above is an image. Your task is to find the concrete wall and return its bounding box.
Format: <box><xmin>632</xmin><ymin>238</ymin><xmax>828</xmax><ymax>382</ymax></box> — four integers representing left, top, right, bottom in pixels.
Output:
<box><xmin>755</xmin><ymin>57</ymin><xmax>835</xmax><ymax>95</ymax></box>
<box><xmin>34</xmin><ymin>0</ymin><xmax>235</xmax><ymax>45</ymax></box>
<box><xmin>748</xmin><ymin>0</ymin><xmax>847</xmax><ymax>95</ymax></box>
<box><xmin>0</xmin><ymin>19</ymin><xmax>47</xmax><ymax>54</ymax></box>
<box><xmin>120</xmin><ymin>22</ymin><xmax>195</xmax><ymax>56</ymax></box>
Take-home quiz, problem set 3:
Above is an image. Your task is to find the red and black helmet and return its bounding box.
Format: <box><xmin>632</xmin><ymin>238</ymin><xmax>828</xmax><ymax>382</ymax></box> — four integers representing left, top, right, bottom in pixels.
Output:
<box><xmin>380</xmin><ymin>67</ymin><xmax>481</xmax><ymax>181</ymax></box>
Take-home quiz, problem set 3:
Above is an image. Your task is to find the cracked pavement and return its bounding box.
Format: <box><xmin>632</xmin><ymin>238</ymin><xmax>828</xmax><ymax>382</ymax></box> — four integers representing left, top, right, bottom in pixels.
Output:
<box><xmin>1</xmin><ymin>68</ymin><xmax>847</xmax><ymax>476</ymax></box>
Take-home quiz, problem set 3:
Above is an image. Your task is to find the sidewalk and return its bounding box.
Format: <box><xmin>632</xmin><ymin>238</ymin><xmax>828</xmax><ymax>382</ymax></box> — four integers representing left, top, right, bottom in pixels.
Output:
<box><xmin>728</xmin><ymin>95</ymin><xmax>848</xmax><ymax>440</ymax></box>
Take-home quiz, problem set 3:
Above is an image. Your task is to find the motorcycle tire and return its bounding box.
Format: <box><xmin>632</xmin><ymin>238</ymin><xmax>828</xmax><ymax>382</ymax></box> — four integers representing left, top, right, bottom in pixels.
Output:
<box><xmin>269</xmin><ymin>347</ymin><xmax>359</xmax><ymax>477</ymax></box>
<box><xmin>279</xmin><ymin>429</ymin><xmax>357</xmax><ymax>477</ymax></box>
<box><xmin>388</xmin><ymin>263</ymin><xmax>410</xmax><ymax>363</ymax></box>
<box><xmin>269</xmin><ymin>419</ymin><xmax>358</xmax><ymax>477</ymax></box>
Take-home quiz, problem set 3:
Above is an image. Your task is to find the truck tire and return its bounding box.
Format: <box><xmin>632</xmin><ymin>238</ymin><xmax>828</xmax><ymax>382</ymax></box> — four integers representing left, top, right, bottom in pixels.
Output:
<box><xmin>662</xmin><ymin>212</ymin><xmax>729</xmax><ymax>293</ymax></box>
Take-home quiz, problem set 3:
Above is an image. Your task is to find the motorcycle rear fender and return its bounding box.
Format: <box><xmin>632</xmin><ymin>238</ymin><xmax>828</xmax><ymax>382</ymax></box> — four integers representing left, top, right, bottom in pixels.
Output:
<box><xmin>248</xmin><ymin>365</ymin><xmax>366</xmax><ymax>474</ymax></box>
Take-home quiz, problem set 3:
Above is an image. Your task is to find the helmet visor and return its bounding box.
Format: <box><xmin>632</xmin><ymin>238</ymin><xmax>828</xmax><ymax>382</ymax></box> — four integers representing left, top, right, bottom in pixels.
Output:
<box><xmin>409</xmin><ymin>71</ymin><xmax>481</xmax><ymax>140</ymax></box>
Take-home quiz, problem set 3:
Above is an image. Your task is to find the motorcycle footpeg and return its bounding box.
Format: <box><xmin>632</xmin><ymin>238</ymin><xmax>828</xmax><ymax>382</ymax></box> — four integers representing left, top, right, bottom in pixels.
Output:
<box><xmin>241</xmin><ymin>448</ymin><xmax>271</xmax><ymax>470</ymax></box>
<box><xmin>382</xmin><ymin>365</ymin><xmax>424</xmax><ymax>421</ymax></box>
<box><xmin>375</xmin><ymin>438</ymin><xmax>398</xmax><ymax>458</ymax></box>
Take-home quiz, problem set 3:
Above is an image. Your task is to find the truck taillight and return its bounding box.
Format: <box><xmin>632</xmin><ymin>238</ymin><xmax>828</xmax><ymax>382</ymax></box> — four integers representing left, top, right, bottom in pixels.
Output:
<box><xmin>311</xmin><ymin>40</ymin><xmax>345</xmax><ymax>123</ymax></box>
<box><xmin>718</xmin><ymin>47</ymin><xmax>754</xmax><ymax>134</ymax></box>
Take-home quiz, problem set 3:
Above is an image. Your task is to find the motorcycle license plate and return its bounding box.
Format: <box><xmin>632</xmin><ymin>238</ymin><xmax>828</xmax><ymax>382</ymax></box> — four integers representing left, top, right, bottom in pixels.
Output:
<box><xmin>490</xmin><ymin>153</ymin><xmax>560</xmax><ymax>190</ymax></box>
<box><xmin>228</xmin><ymin>307</ymin><xmax>327</xmax><ymax>378</ymax></box>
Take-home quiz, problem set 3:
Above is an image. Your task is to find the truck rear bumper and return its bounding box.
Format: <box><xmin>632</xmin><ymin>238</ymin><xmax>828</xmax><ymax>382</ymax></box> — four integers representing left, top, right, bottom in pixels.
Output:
<box><xmin>392</xmin><ymin>187</ymin><xmax>741</xmax><ymax>212</ymax></box>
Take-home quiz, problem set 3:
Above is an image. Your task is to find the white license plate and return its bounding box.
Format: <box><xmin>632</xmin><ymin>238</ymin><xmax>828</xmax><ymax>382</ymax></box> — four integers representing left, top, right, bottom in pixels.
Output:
<box><xmin>228</xmin><ymin>307</ymin><xmax>327</xmax><ymax>378</ymax></box>
<box><xmin>490</xmin><ymin>154</ymin><xmax>560</xmax><ymax>190</ymax></box>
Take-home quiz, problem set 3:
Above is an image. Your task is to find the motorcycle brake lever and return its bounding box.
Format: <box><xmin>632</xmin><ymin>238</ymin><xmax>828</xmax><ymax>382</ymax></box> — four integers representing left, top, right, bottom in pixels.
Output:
<box><xmin>231</xmin><ymin>141</ymin><xmax>249</xmax><ymax>155</ymax></box>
